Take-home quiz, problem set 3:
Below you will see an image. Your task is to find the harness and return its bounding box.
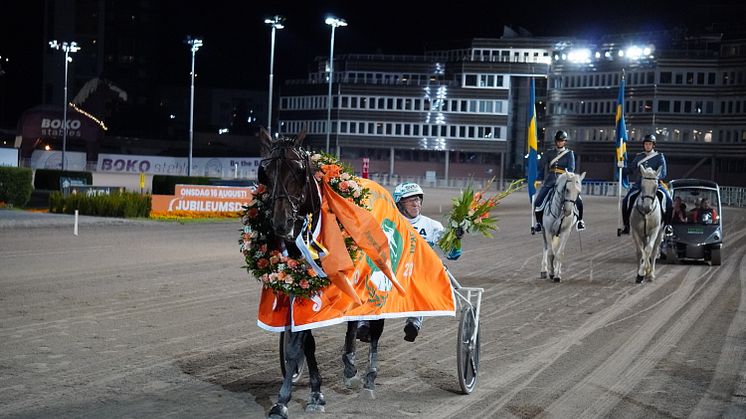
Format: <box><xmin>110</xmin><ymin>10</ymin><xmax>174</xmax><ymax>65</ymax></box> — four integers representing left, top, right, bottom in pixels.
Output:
<box><xmin>634</xmin><ymin>175</ymin><xmax>661</xmax><ymax>240</ymax></box>
<box><xmin>546</xmin><ymin>177</ymin><xmax>580</xmax><ymax>237</ymax></box>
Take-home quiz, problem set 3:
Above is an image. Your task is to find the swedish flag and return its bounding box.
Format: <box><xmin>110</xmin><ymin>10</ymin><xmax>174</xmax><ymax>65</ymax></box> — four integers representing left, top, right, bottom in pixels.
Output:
<box><xmin>615</xmin><ymin>76</ymin><xmax>629</xmax><ymax>188</ymax></box>
<box><xmin>527</xmin><ymin>78</ymin><xmax>539</xmax><ymax>203</ymax></box>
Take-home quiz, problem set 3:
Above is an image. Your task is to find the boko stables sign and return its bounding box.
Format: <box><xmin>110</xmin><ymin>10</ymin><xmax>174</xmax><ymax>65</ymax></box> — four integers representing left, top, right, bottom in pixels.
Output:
<box><xmin>151</xmin><ymin>185</ymin><xmax>252</xmax><ymax>216</ymax></box>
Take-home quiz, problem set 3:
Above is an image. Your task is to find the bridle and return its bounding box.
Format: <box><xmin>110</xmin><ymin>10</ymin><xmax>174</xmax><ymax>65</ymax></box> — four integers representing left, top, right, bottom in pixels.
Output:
<box><xmin>259</xmin><ymin>142</ymin><xmax>320</xmax><ymax>229</ymax></box>
<box><xmin>635</xmin><ymin>175</ymin><xmax>660</xmax><ymax>216</ymax></box>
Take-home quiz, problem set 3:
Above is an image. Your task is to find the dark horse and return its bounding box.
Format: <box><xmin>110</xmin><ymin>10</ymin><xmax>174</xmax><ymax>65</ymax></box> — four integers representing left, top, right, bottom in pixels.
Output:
<box><xmin>258</xmin><ymin>129</ymin><xmax>325</xmax><ymax>418</ymax></box>
<box><xmin>258</xmin><ymin>129</ymin><xmax>389</xmax><ymax>416</ymax></box>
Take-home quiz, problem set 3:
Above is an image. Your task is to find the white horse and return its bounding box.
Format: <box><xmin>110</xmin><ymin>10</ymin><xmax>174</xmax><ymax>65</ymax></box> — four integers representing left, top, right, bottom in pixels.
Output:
<box><xmin>630</xmin><ymin>166</ymin><xmax>665</xmax><ymax>283</ymax></box>
<box><xmin>540</xmin><ymin>171</ymin><xmax>585</xmax><ymax>282</ymax></box>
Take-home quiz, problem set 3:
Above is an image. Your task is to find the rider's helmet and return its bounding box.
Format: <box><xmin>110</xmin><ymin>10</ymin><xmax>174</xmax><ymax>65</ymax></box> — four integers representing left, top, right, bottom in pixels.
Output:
<box><xmin>554</xmin><ymin>130</ymin><xmax>568</xmax><ymax>142</ymax></box>
<box><xmin>393</xmin><ymin>182</ymin><xmax>424</xmax><ymax>204</ymax></box>
<box><xmin>643</xmin><ymin>134</ymin><xmax>657</xmax><ymax>144</ymax></box>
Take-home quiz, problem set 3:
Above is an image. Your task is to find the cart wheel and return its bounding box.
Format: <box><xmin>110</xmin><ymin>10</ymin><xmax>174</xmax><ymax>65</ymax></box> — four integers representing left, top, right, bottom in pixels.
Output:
<box><xmin>456</xmin><ymin>306</ymin><xmax>480</xmax><ymax>394</ymax></box>
<box><xmin>279</xmin><ymin>331</ymin><xmax>306</xmax><ymax>383</ymax></box>
<box><xmin>710</xmin><ymin>248</ymin><xmax>721</xmax><ymax>266</ymax></box>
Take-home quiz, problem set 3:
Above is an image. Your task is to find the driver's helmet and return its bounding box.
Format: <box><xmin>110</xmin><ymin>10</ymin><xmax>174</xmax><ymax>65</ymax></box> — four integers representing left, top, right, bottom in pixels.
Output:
<box><xmin>643</xmin><ymin>134</ymin><xmax>657</xmax><ymax>144</ymax></box>
<box><xmin>393</xmin><ymin>182</ymin><xmax>424</xmax><ymax>204</ymax></box>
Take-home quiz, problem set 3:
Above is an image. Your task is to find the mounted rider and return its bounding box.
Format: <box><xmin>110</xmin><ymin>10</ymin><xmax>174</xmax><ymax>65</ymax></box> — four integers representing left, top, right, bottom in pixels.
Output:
<box><xmin>358</xmin><ymin>182</ymin><xmax>461</xmax><ymax>343</ymax></box>
<box><xmin>533</xmin><ymin>130</ymin><xmax>585</xmax><ymax>232</ymax></box>
<box><xmin>620</xmin><ymin>134</ymin><xmax>673</xmax><ymax>235</ymax></box>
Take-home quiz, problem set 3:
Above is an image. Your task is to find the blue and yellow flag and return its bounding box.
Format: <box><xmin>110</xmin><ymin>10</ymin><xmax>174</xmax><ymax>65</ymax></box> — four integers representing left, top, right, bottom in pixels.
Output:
<box><xmin>526</xmin><ymin>78</ymin><xmax>539</xmax><ymax>202</ymax></box>
<box><xmin>614</xmin><ymin>76</ymin><xmax>629</xmax><ymax>188</ymax></box>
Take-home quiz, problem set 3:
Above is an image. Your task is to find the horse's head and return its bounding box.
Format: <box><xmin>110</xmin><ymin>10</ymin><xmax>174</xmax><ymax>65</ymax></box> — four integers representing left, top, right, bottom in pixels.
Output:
<box><xmin>558</xmin><ymin>171</ymin><xmax>585</xmax><ymax>215</ymax></box>
<box><xmin>636</xmin><ymin>166</ymin><xmax>661</xmax><ymax>213</ymax></box>
<box><xmin>258</xmin><ymin>128</ymin><xmax>318</xmax><ymax>241</ymax></box>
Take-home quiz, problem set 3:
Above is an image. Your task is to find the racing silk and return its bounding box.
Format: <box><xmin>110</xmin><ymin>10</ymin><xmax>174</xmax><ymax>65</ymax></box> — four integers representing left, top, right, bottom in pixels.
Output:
<box><xmin>630</xmin><ymin>150</ymin><xmax>667</xmax><ymax>186</ymax></box>
<box><xmin>408</xmin><ymin>214</ymin><xmax>461</xmax><ymax>260</ymax></box>
<box><xmin>538</xmin><ymin>146</ymin><xmax>576</xmax><ymax>188</ymax></box>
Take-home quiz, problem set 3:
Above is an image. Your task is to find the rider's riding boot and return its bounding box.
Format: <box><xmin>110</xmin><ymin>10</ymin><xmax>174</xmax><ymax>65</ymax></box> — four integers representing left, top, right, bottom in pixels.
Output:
<box><xmin>576</xmin><ymin>220</ymin><xmax>586</xmax><ymax>231</ymax></box>
<box><xmin>403</xmin><ymin>321</ymin><xmax>419</xmax><ymax>342</ymax></box>
<box><xmin>534</xmin><ymin>222</ymin><xmax>542</xmax><ymax>232</ymax></box>
<box><xmin>621</xmin><ymin>225</ymin><xmax>630</xmax><ymax>235</ymax></box>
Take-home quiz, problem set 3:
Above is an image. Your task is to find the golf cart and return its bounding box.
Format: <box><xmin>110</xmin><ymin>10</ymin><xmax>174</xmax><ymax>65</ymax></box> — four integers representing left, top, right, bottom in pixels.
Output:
<box><xmin>663</xmin><ymin>179</ymin><xmax>723</xmax><ymax>265</ymax></box>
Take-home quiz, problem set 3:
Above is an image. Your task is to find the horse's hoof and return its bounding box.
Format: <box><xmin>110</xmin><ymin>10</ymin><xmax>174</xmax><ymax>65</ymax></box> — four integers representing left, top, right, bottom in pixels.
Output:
<box><xmin>344</xmin><ymin>374</ymin><xmax>362</xmax><ymax>389</ymax></box>
<box><xmin>268</xmin><ymin>403</ymin><xmax>288</xmax><ymax>419</ymax></box>
<box><xmin>305</xmin><ymin>404</ymin><xmax>325</xmax><ymax>413</ymax></box>
<box><xmin>361</xmin><ymin>388</ymin><xmax>376</xmax><ymax>399</ymax></box>
<box><xmin>554</xmin><ymin>277</ymin><xmax>561</xmax><ymax>283</ymax></box>
<box><xmin>540</xmin><ymin>272</ymin><xmax>547</xmax><ymax>279</ymax></box>
<box><xmin>635</xmin><ymin>275</ymin><xmax>644</xmax><ymax>284</ymax></box>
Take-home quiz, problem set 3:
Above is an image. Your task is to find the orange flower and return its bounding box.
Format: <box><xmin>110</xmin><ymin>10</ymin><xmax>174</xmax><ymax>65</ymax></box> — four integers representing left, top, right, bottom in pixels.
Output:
<box><xmin>321</xmin><ymin>164</ymin><xmax>342</xmax><ymax>182</ymax></box>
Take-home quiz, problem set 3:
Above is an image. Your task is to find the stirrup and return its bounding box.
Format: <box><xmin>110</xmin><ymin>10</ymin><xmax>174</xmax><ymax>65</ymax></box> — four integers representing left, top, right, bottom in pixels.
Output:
<box><xmin>664</xmin><ymin>225</ymin><xmax>673</xmax><ymax>236</ymax></box>
<box><xmin>533</xmin><ymin>223</ymin><xmax>542</xmax><ymax>232</ymax></box>
<box><xmin>576</xmin><ymin>220</ymin><xmax>585</xmax><ymax>231</ymax></box>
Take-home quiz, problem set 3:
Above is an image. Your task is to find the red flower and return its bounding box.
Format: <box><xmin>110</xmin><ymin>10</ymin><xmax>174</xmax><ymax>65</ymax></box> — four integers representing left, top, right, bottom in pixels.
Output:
<box><xmin>256</xmin><ymin>258</ymin><xmax>269</xmax><ymax>268</ymax></box>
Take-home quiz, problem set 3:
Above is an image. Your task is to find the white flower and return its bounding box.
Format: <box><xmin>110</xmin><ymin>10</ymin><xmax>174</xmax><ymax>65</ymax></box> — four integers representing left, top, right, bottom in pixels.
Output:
<box><xmin>311</xmin><ymin>154</ymin><xmax>322</xmax><ymax>162</ymax></box>
<box><xmin>341</xmin><ymin>172</ymin><xmax>351</xmax><ymax>180</ymax></box>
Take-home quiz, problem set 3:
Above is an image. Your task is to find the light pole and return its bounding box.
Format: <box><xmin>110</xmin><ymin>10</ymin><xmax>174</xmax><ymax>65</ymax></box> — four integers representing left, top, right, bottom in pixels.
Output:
<box><xmin>185</xmin><ymin>36</ymin><xmax>203</xmax><ymax>176</ymax></box>
<box><xmin>48</xmin><ymin>40</ymin><xmax>80</xmax><ymax>171</ymax></box>
<box><xmin>325</xmin><ymin>17</ymin><xmax>346</xmax><ymax>154</ymax></box>
<box><xmin>264</xmin><ymin>15</ymin><xmax>284</xmax><ymax>133</ymax></box>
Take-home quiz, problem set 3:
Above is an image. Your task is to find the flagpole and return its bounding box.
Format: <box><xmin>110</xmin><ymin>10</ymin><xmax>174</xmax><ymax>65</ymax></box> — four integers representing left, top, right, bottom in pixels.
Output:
<box><xmin>615</xmin><ymin>69</ymin><xmax>627</xmax><ymax>237</ymax></box>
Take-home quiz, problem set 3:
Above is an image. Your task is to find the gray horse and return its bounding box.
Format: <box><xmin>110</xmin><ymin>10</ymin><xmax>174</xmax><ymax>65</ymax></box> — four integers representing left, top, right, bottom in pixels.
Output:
<box><xmin>539</xmin><ymin>171</ymin><xmax>585</xmax><ymax>282</ymax></box>
<box><xmin>630</xmin><ymin>166</ymin><xmax>665</xmax><ymax>283</ymax></box>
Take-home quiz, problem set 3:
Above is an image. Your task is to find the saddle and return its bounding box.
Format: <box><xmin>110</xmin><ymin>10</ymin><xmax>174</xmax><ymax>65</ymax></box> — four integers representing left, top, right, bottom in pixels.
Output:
<box><xmin>534</xmin><ymin>189</ymin><xmax>554</xmax><ymax>212</ymax></box>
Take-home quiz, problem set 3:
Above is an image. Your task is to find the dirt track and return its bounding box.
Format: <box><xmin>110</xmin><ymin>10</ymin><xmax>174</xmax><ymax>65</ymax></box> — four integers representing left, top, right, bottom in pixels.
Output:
<box><xmin>2</xmin><ymin>191</ymin><xmax>746</xmax><ymax>418</ymax></box>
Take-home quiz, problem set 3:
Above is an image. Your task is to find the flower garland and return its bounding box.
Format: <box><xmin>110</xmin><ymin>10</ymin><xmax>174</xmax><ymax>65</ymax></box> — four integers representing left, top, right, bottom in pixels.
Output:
<box><xmin>239</xmin><ymin>152</ymin><xmax>369</xmax><ymax>300</ymax></box>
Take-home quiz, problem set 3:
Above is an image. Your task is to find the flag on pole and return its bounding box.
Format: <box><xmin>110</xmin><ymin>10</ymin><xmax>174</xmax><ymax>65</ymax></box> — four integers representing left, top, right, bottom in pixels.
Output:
<box><xmin>614</xmin><ymin>75</ymin><xmax>629</xmax><ymax>188</ymax></box>
<box><xmin>526</xmin><ymin>78</ymin><xmax>539</xmax><ymax>203</ymax></box>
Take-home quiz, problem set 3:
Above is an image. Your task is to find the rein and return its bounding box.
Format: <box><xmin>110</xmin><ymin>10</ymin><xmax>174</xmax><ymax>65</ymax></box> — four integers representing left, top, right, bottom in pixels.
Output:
<box><xmin>634</xmin><ymin>175</ymin><xmax>661</xmax><ymax>240</ymax></box>
<box><xmin>548</xmin><ymin>176</ymin><xmax>580</xmax><ymax>237</ymax></box>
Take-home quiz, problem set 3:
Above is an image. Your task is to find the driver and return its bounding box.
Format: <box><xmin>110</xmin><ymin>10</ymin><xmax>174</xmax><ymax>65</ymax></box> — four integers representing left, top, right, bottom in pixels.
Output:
<box><xmin>357</xmin><ymin>182</ymin><xmax>461</xmax><ymax>343</ymax></box>
<box><xmin>621</xmin><ymin>134</ymin><xmax>673</xmax><ymax>235</ymax></box>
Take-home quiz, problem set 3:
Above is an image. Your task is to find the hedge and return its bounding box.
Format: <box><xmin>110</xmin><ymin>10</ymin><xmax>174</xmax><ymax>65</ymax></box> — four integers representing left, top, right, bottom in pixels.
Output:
<box><xmin>0</xmin><ymin>167</ymin><xmax>34</xmax><ymax>207</ymax></box>
<box><xmin>49</xmin><ymin>191</ymin><xmax>151</xmax><ymax>218</ymax></box>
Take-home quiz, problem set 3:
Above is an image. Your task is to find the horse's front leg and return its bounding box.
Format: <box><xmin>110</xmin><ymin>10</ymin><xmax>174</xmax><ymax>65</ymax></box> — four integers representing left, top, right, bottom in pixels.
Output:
<box><xmin>632</xmin><ymin>232</ymin><xmax>647</xmax><ymax>283</ymax></box>
<box><xmin>269</xmin><ymin>331</ymin><xmax>305</xmax><ymax>419</ymax></box>
<box><xmin>540</xmin><ymin>230</ymin><xmax>549</xmax><ymax>279</ymax></box>
<box><xmin>362</xmin><ymin>319</ymin><xmax>385</xmax><ymax>399</ymax></box>
<box><xmin>342</xmin><ymin>321</ymin><xmax>361</xmax><ymax>389</ymax></box>
<box><xmin>303</xmin><ymin>331</ymin><xmax>326</xmax><ymax>413</ymax></box>
<box><xmin>647</xmin><ymin>228</ymin><xmax>665</xmax><ymax>282</ymax></box>
<box><xmin>552</xmin><ymin>223</ymin><xmax>572</xmax><ymax>282</ymax></box>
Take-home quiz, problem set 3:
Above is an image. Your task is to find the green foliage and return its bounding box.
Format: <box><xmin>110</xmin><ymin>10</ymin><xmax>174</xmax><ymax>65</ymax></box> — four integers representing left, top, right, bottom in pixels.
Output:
<box><xmin>0</xmin><ymin>167</ymin><xmax>34</xmax><ymax>207</ymax></box>
<box><xmin>49</xmin><ymin>191</ymin><xmax>151</xmax><ymax>218</ymax></box>
<box><xmin>152</xmin><ymin>175</ymin><xmax>213</xmax><ymax>195</ymax></box>
<box><xmin>33</xmin><ymin>169</ymin><xmax>92</xmax><ymax>190</ymax></box>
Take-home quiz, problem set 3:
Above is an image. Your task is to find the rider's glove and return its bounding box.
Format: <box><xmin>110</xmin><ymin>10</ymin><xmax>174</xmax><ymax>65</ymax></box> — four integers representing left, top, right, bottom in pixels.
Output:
<box><xmin>454</xmin><ymin>226</ymin><xmax>464</xmax><ymax>240</ymax></box>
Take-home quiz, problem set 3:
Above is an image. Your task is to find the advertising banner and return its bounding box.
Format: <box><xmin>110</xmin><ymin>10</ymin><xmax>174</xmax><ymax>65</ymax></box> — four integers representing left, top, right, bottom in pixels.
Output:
<box><xmin>96</xmin><ymin>153</ymin><xmax>261</xmax><ymax>178</ymax></box>
<box><xmin>29</xmin><ymin>150</ymin><xmax>87</xmax><ymax>171</ymax></box>
<box><xmin>0</xmin><ymin>148</ymin><xmax>18</xmax><ymax>167</ymax></box>
<box><xmin>151</xmin><ymin>184</ymin><xmax>253</xmax><ymax>213</ymax></box>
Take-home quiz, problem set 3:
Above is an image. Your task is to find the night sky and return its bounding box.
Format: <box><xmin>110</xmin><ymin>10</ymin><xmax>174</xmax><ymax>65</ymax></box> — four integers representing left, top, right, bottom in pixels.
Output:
<box><xmin>1</xmin><ymin>0</ymin><xmax>743</xmax><ymax>127</ymax></box>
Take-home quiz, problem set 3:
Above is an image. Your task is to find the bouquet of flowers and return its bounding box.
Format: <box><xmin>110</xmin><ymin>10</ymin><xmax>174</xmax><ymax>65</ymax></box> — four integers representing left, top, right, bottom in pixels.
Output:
<box><xmin>437</xmin><ymin>178</ymin><xmax>525</xmax><ymax>254</ymax></box>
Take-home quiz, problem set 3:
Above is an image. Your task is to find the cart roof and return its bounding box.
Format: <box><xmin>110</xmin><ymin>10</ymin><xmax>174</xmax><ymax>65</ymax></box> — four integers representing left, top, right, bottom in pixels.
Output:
<box><xmin>668</xmin><ymin>179</ymin><xmax>720</xmax><ymax>190</ymax></box>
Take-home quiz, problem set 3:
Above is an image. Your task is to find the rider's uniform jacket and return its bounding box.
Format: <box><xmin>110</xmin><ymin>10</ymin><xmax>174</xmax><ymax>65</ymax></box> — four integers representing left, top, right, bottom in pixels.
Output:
<box><xmin>538</xmin><ymin>147</ymin><xmax>576</xmax><ymax>188</ymax></box>
<box><xmin>406</xmin><ymin>214</ymin><xmax>460</xmax><ymax>260</ymax></box>
<box><xmin>630</xmin><ymin>150</ymin><xmax>668</xmax><ymax>187</ymax></box>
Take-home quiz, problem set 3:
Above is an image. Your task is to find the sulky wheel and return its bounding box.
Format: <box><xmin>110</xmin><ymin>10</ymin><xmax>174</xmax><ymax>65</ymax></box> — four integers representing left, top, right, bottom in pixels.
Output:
<box><xmin>456</xmin><ymin>306</ymin><xmax>481</xmax><ymax>394</ymax></box>
<box><xmin>279</xmin><ymin>331</ymin><xmax>306</xmax><ymax>383</ymax></box>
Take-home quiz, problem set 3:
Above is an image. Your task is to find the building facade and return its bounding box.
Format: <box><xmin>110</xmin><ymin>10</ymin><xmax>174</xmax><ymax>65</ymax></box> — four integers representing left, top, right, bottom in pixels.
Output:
<box><xmin>278</xmin><ymin>29</ymin><xmax>746</xmax><ymax>186</ymax></box>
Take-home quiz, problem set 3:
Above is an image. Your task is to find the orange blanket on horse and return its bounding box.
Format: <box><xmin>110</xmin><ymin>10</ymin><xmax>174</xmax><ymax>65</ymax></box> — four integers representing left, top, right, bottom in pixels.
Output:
<box><xmin>256</xmin><ymin>178</ymin><xmax>456</xmax><ymax>332</ymax></box>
